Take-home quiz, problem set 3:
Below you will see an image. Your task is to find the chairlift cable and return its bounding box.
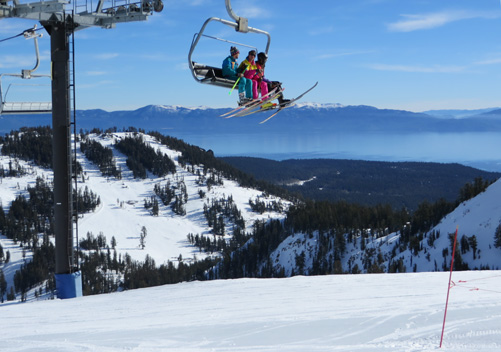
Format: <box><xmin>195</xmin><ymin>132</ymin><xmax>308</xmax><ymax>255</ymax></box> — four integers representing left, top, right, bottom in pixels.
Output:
<box><xmin>0</xmin><ymin>32</ymin><xmax>24</xmax><ymax>43</ymax></box>
<box><xmin>0</xmin><ymin>27</ymin><xmax>44</xmax><ymax>44</ymax></box>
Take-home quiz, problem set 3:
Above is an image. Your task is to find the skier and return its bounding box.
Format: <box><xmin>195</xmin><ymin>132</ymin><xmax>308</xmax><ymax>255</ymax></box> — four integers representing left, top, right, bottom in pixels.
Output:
<box><xmin>254</xmin><ymin>52</ymin><xmax>290</xmax><ymax>105</ymax></box>
<box><xmin>238</xmin><ymin>50</ymin><xmax>260</xmax><ymax>100</ymax></box>
<box><xmin>222</xmin><ymin>46</ymin><xmax>253</xmax><ymax>104</ymax></box>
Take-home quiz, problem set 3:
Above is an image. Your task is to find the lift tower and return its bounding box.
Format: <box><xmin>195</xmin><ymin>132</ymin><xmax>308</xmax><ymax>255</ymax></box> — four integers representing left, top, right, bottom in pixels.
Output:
<box><xmin>1</xmin><ymin>0</ymin><xmax>163</xmax><ymax>299</ymax></box>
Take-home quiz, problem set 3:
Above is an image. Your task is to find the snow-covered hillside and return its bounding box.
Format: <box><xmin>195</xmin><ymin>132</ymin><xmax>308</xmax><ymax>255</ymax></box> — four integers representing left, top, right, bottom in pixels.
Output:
<box><xmin>1</xmin><ymin>271</ymin><xmax>501</xmax><ymax>351</ymax></box>
<box><xmin>75</xmin><ymin>133</ymin><xmax>287</xmax><ymax>264</ymax></box>
<box><xmin>0</xmin><ymin>156</ymin><xmax>54</xmax><ymax>299</ymax></box>
<box><xmin>0</xmin><ymin>131</ymin><xmax>288</xmax><ymax>301</ymax></box>
<box><xmin>268</xmin><ymin>178</ymin><xmax>501</xmax><ymax>276</ymax></box>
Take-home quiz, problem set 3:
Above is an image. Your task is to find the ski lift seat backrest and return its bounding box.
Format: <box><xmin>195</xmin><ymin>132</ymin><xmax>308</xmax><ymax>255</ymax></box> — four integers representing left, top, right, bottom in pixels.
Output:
<box><xmin>192</xmin><ymin>62</ymin><xmax>235</xmax><ymax>89</ymax></box>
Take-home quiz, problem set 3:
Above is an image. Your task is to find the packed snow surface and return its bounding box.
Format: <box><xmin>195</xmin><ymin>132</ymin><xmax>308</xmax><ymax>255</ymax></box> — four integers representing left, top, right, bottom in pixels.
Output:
<box><xmin>2</xmin><ymin>271</ymin><xmax>501</xmax><ymax>351</ymax></box>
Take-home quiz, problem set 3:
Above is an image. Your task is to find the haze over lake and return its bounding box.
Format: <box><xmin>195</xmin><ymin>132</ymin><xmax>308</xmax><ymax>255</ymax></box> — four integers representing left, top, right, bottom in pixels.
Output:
<box><xmin>172</xmin><ymin>131</ymin><xmax>501</xmax><ymax>172</ymax></box>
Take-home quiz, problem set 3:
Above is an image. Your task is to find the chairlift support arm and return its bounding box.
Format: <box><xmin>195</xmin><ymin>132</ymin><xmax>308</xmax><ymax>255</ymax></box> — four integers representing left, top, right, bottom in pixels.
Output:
<box><xmin>225</xmin><ymin>0</ymin><xmax>248</xmax><ymax>33</ymax></box>
<box><xmin>1</xmin><ymin>0</ymin><xmax>164</xmax><ymax>30</ymax></box>
<box><xmin>21</xmin><ymin>25</ymin><xmax>45</xmax><ymax>78</ymax></box>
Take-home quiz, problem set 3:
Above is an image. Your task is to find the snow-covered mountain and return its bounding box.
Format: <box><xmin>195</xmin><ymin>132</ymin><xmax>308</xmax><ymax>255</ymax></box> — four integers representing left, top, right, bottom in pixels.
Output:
<box><xmin>294</xmin><ymin>102</ymin><xmax>346</xmax><ymax>109</ymax></box>
<box><xmin>3</xmin><ymin>103</ymin><xmax>501</xmax><ymax>135</ymax></box>
<box><xmin>422</xmin><ymin>107</ymin><xmax>501</xmax><ymax>119</ymax></box>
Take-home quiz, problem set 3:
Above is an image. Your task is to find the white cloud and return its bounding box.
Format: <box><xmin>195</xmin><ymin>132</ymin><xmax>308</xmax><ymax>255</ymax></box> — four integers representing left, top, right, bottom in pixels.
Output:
<box><xmin>175</xmin><ymin>62</ymin><xmax>189</xmax><ymax>71</ymax></box>
<box><xmin>388</xmin><ymin>10</ymin><xmax>499</xmax><ymax>32</ymax></box>
<box><xmin>188</xmin><ymin>0</ymin><xmax>208</xmax><ymax>6</ymax></box>
<box><xmin>0</xmin><ymin>55</ymin><xmax>37</xmax><ymax>69</ymax></box>
<box><xmin>85</xmin><ymin>71</ymin><xmax>107</xmax><ymax>76</ymax></box>
<box><xmin>308</xmin><ymin>26</ymin><xmax>335</xmax><ymax>36</ymax></box>
<box><xmin>475</xmin><ymin>57</ymin><xmax>501</xmax><ymax>66</ymax></box>
<box><xmin>94</xmin><ymin>53</ymin><xmax>120</xmax><ymax>60</ymax></box>
<box><xmin>313</xmin><ymin>50</ymin><xmax>375</xmax><ymax>61</ymax></box>
<box><xmin>79</xmin><ymin>80</ymin><xmax>114</xmax><ymax>89</ymax></box>
<box><xmin>239</xmin><ymin>6</ymin><xmax>270</xmax><ymax>19</ymax></box>
<box><xmin>366</xmin><ymin>63</ymin><xmax>466</xmax><ymax>73</ymax></box>
<box><xmin>139</xmin><ymin>53</ymin><xmax>171</xmax><ymax>61</ymax></box>
<box><xmin>0</xmin><ymin>22</ymin><xmax>31</xmax><ymax>35</ymax></box>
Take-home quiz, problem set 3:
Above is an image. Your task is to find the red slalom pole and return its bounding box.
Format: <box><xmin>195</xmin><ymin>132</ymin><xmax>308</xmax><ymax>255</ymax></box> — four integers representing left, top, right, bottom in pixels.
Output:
<box><xmin>440</xmin><ymin>226</ymin><xmax>459</xmax><ymax>348</ymax></box>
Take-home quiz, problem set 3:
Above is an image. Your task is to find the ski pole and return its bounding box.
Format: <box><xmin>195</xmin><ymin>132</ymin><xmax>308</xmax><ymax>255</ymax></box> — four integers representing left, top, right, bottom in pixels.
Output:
<box><xmin>229</xmin><ymin>76</ymin><xmax>241</xmax><ymax>95</ymax></box>
<box><xmin>229</xmin><ymin>63</ymin><xmax>249</xmax><ymax>95</ymax></box>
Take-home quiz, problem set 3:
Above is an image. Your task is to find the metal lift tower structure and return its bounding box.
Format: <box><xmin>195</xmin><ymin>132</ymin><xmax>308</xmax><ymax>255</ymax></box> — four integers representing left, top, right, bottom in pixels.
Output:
<box><xmin>0</xmin><ymin>0</ymin><xmax>163</xmax><ymax>299</ymax></box>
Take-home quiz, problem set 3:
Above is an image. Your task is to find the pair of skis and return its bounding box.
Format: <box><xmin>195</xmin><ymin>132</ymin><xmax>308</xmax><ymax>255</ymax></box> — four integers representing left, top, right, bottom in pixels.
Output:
<box><xmin>221</xmin><ymin>82</ymin><xmax>318</xmax><ymax>124</ymax></box>
<box><xmin>221</xmin><ymin>87</ymin><xmax>284</xmax><ymax>119</ymax></box>
<box><xmin>260</xmin><ymin>82</ymin><xmax>318</xmax><ymax>124</ymax></box>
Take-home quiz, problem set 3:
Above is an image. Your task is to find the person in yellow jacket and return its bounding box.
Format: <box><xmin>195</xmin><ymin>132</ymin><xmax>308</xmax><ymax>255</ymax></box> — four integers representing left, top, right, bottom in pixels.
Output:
<box><xmin>238</xmin><ymin>50</ymin><xmax>259</xmax><ymax>100</ymax></box>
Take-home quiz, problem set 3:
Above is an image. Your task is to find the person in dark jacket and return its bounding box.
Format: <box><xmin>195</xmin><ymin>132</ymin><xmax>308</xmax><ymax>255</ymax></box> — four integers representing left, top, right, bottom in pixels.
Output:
<box><xmin>254</xmin><ymin>52</ymin><xmax>290</xmax><ymax>105</ymax></box>
<box><xmin>222</xmin><ymin>46</ymin><xmax>253</xmax><ymax>104</ymax></box>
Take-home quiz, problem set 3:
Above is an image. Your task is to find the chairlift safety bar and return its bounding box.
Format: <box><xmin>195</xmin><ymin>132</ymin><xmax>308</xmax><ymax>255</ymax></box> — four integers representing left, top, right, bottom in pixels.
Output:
<box><xmin>0</xmin><ymin>73</ymin><xmax>52</xmax><ymax>115</ymax></box>
<box><xmin>200</xmin><ymin>34</ymin><xmax>258</xmax><ymax>52</ymax></box>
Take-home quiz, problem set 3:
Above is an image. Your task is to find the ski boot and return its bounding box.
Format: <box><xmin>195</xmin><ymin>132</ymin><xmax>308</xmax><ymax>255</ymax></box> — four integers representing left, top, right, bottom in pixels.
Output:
<box><xmin>238</xmin><ymin>93</ymin><xmax>252</xmax><ymax>106</ymax></box>
<box><xmin>278</xmin><ymin>94</ymin><xmax>290</xmax><ymax>106</ymax></box>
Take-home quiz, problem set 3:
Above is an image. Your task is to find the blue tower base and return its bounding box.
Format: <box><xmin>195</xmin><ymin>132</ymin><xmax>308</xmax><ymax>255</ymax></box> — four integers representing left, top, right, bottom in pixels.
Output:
<box><xmin>55</xmin><ymin>271</ymin><xmax>83</xmax><ymax>299</ymax></box>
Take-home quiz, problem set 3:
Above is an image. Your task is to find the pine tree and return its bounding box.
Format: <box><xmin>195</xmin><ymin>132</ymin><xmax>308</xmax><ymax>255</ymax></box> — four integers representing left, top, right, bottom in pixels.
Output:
<box><xmin>140</xmin><ymin>226</ymin><xmax>147</xmax><ymax>249</ymax></box>
<box><xmin>469</xmin><ymin>235</ymin><xmax>478</xmax><ymax>259</ymax></box>
<box><xmin>494</xmin><ymin>224</ymin><xmax>501</xmax><ymax>248</ymax></box>
<box><xmin>0</xmin><ymin>269</ymin><xmax>7</xmax><ymax>303</ymax></box>
<box><xmin>152</xmin><ymin>198</ymin><xmax>159</xmax><ymax>216</ymax></box>
<box><xmin>7</xmin><ymin>286</ymin><xmax>15</xmax><ymax>301</ymax></box>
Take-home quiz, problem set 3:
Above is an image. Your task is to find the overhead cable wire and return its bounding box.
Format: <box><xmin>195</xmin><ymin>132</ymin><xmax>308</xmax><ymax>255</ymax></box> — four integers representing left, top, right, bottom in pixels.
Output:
<box><xmin>0</xmin><ymin>32</ymin><xmax>24</xmax><ymax>43</ymax></box>
<box><xmin>0</xmin><ymin>26</ymin><xmax>44</xmax><ymax>44</ymax></box>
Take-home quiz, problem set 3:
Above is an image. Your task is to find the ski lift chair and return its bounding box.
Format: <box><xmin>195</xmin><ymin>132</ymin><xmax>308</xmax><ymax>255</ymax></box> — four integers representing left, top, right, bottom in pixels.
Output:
<box><xmin>0</xmin><ymin>76</ymin><xmax>52</xmax><ymax>115</ymax></box>
<box><xmin>188</xmin><ymin>13</ymin><xmax>271</xmax><ymax>89</ymax></box>
<box><xmin>0</xmin><ymin>26</ymin><xmax>52</xmax><ymax>116</ymax></box>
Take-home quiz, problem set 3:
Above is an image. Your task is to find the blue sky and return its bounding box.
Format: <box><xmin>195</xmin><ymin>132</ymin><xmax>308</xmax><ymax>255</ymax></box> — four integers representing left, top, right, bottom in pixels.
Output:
<box><xmin>2</xmin><ymin>0</ymin><xmax>501</xmax><ymax>112</ymax></box>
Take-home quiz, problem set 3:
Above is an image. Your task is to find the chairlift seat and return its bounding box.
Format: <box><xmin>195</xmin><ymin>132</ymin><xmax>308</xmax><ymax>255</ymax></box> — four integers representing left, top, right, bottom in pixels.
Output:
<box><xmin>192</xmin><ymin>62</ymin><xmax>236</xmax><ymax>89</ymax></box>
<box><xmin>1</xmin><ymin>101</ymin><xmax>52</xmax><ymax>114</ymax></box>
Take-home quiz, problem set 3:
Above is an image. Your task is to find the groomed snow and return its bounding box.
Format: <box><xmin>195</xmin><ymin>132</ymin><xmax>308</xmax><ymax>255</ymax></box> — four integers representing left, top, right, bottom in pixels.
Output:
<box><xmin>1</xmin><ymin>271</ymin><xmax>501</xmax><ymax>351</ymax></box>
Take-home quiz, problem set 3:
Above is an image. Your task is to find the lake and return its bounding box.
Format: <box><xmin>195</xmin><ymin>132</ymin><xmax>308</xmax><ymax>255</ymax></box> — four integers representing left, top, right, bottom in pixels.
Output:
<box><xmin>168</xmin><ymin>132</ymin><xmax>501</xmax><ymax>173</ymax></box>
